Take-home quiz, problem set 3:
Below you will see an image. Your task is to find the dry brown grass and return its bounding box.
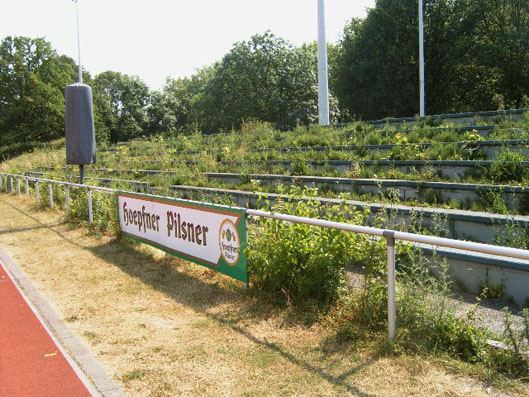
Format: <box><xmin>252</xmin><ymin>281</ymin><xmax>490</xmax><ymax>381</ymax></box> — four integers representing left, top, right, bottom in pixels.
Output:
<box><xmin>0</xmin><ymin>193</ymin><xmax>527</xmax><ymax>396</ymax></box>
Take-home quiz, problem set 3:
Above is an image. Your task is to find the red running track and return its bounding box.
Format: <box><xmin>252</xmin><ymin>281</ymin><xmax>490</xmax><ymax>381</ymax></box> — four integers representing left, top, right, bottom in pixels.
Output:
<box><xmin>0</xmin><ymin>262</ymin><xmax>91</xmax><ymax>397</ymax></box>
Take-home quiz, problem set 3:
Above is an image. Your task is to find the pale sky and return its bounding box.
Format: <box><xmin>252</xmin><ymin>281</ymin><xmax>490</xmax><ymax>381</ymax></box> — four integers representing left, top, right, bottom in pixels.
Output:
<box><xmin>0</xmin><ymin>0</ymin><xmax>374</xmax><ymax>90</ymax></box>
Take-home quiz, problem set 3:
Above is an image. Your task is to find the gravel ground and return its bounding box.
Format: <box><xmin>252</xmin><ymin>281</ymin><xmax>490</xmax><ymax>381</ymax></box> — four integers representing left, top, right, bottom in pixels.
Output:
<box><xmin>448</xmin><ymin>292</ymin><xmax>526</xmax><ymax>338</ymax></box>
<box><xmin>348</xmin><ymin>270</ymin><xmax>527</xmax><ymax>341</ymax></box>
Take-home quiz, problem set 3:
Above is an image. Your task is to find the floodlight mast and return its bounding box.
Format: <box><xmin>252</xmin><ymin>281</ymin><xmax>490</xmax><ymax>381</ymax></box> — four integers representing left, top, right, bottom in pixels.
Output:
<box><xmin>419</xmin><ymin>0</ymin><xmax>425</xmax><ymax>117</ymax></box>
<box><xmin>74</xmin><ymin>0</ymin><xmax>82</xmax><ymax>84</ymax></box>
<box><xmin>317</xmin><ymin>0</ymin><xmax>330</xmax><ymax>126</ymax></box>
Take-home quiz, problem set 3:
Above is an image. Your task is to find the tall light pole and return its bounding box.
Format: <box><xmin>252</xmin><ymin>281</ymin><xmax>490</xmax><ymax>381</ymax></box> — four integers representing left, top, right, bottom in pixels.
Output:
<box><xmin>419</xmin><ymin>0</ymin><xmax>425</xmax><ymax>117</ymax></box>
<box><xmin>65</xmin><ymin>0</ymin><xmax>96</xmax><ymax>184</ymax></box>
<box><xmin>74</xmin><ymin>0</ymin><xmax>82</xmax><ymax>84</ymax></box>
<box><xmin>317</xmin><ymin>0</ymin><xmax>330</xmax><ymax>126</ymax></box>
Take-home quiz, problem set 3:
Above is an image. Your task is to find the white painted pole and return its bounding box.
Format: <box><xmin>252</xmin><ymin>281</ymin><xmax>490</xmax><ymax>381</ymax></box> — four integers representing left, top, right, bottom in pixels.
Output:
<box><xmin>25</xmin><ymin>177</ymin><xmax>29</xmax><ymax>196</ymax></box>
<box><xmin>65</xmin><ymin>184</ymin><xmax>70</xmax><ymax>214</ymax></box>
<box><xmin>419</xmin><ymin>0</ymin><xmax>425</xmax><ymax>117</ymax></box>
<box><xmin>10</xmin><ymin>176</ymin><xmax>13</xmax><ymax>192</ymax></box>
<box><xmin>48</xmin><ymin>183</ymin><xmax>53</xmax><ymax>208</ymax></box>
<box><xmin>16</xmin><ymin>178</ymin><xmax>20</xmax><ymax>195</ymax></box>
<box><xmin>35</xmin><ymin>181</ymin><xmax>40</xmax><ymax>202</ymax></box>
<box><xmin>385</xmin><ymin>232</ymin><xmax>396</xmax><ymax>341</ymax></box>
<box><xmin>88</xmin><ymin>188</ymin><xmax>93</xmax><ymax>223</ymax></box>
<box><xmin>74</xmin><ymin>0</ymin><xmax>83</xmax><ymax>84</ymax></box>
<box><xmin>317</xmin><ymin>0</ymin><xmax>330</xmax><ymax>126</ymax></box>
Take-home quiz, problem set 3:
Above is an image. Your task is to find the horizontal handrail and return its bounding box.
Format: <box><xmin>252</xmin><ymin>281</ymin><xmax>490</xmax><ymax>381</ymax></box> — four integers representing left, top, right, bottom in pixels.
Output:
<box><xmin>3</xmin><ymin>170</ymin><xmax>529</xmax><ymax>341</ymax></box>
<box><xmin>3</xmin><ymin>171</ymin><xmax>528</xmax><ymax>260</ymax></box>
<box><xmin>1</xmin><ymin>173</ymin><xmax>114</xmax><ymax>193</ymax></box>
<box><xmin>246</xmin><ymin>209</ymin><xmax>529</xmax><ymax>261</ymax></box>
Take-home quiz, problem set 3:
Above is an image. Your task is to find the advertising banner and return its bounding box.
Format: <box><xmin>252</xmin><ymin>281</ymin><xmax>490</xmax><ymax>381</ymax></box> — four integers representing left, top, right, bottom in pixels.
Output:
<box><xmin>118</xmin><ymin>193</ymin><xmax>247</xmax><ymax>283</ymax></box>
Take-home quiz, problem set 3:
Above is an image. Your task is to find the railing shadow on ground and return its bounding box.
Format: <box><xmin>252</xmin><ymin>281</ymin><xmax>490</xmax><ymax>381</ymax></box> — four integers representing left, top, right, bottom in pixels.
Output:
<box><xmin>87</xmin><ymin>237</ymin><xmax>376</xmax><ymax>396</ymax></box>
<box><xmin>0</xmin><ymin>223</ymin><xmax>64</xmax><ymax>235</ymax></box>
<box><xmin>0</xmin><ymin>197</ymin><xmax>81</xmax><ymax>247</ymax></box>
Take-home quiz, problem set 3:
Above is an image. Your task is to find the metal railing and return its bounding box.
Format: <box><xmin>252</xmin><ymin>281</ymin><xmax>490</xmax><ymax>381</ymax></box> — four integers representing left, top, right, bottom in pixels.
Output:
<box><xmin>2</xmin><ymin>171</ymin><xmax>529</xmax><ymax>341</ymax></box>
<box><xmin>1</xmin><ymin>173</ymin><xmax>114</xmax><ymax>222</ymax></box>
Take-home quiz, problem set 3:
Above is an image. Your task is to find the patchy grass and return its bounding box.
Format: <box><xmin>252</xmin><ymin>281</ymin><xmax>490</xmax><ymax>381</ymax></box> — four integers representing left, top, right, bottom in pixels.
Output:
<box><xmin>0</xmin><ymin>194</ymin><xmax>528</xmax><ymax>396</ymax></box>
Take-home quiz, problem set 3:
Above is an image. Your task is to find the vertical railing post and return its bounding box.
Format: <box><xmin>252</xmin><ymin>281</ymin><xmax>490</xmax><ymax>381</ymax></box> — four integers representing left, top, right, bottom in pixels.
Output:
<box><xmin>36</xmin><ymin>180</ymin><xmax>40</xmax><ymax>202</ymax></box>
<box><xmin>48</xmin><ymin>183</ymin><xmax>53</xmax><ymax>209</ymax></box>
<box><xmin>65</xmin><ymin>184</ymin><xmax>70</xmax><ymax>214</ymax></box>
<box><xmin>25</xmin><ymin>177</ymin><xmax>29</xmax><ymax>196</ymax></box>
<box><xmin>88</xmin><ymin>188</ymin><xmax>93</xmax><ymax>223</ymax></box>
<box><xmin>10</xmin><ymin>176</ymin><xmax>13</xmax><ymax>193</ymax></box>
<box><xmin>0</xmin><ymin>174</ymin><xmax>3</xmax><ymax>191</ymax></box>
<box><xmin>384</xmin><ymin>230</ymin><xmax>396</xmax><ymax>341</ymax></box>
<box><xmin>16</xmin><ymin>177</ymin><xmax>21</xmax><ymax>195</ymax></box>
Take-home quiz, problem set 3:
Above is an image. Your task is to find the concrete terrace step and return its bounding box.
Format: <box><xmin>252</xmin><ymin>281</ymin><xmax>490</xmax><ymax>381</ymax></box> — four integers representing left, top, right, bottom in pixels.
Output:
<box><xmin>365</xmin><ymin>108</ymin><xmax>528</xmax><ymax>127</ymax></box>
<box><xmin>165</xmin><ymin>184</ymin><xmax>529</xmax><ymax>245</ymax></box>
<box><xmin>204</xmin><ymin>172</ymin><xmax>529</xmax><ymax>212</ymax></box>
<box><xmin>30</xmin><ymin>168</ymin><xmax>529</xmax><ymax>243</ymax></box>
<box><xmin>98</xmin><ymin>137</ymin><xmax>529</xmax><ymax>159</ymax></box>
<box><xmin>35</xmin><ymin>165</ymin><xmax>529</xmax><ymax>215</ymax></box>
<box><xmin>35</xmin><ymin>167</ymin><xmax>529</xmax><ymax>212</ymax></box>
<box><xmin>418</xmin><ymin>244</ymin><xmax>529</xmax><ymax>305</ymax></box>
<box><xmin>215</xmin><ymin>159</ymin><xmax>526</xmax><ymax>180</ymax></box>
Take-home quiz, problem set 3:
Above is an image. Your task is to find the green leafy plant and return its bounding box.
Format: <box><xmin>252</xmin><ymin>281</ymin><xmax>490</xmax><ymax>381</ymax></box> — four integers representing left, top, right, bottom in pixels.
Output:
<box><xmin>479</xmin><ymin>273</ymin><xmax>505</xmax><ymax>300</ymax></box>
<box><xmin>248</xmin><ymin>187</ymin><xmax>379</xmax><ymax>306</ymax></box>
<box><xmin>486</xmin><ymin>149</ymin><xmax>529</xmax><ymax>184</ymax></box>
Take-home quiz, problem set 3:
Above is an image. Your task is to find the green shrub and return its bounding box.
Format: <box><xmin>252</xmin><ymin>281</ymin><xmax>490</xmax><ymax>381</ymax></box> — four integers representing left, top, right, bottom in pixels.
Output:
<box><xmin>486</xmin><ymin>149</ymin><xmax>529</xmax><ymax>184</ymax></box>
<box><xmin>248</xmin><ymin>188</ymin><xmax>380</xmax><ymax>305</ymax></box>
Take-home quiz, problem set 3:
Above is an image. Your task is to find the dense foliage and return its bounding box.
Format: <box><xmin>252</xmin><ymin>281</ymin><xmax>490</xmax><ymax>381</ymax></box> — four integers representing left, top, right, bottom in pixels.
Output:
<box><xmin>2</xmin><ymin>1</ymin><xmax>529</xmax><ymax>148</ymax></box>
<box><xmin>333</xmin><ymin>0</ymin><xmax>529</xmax><ymax>119</ymax></box>
<box><xmin>248</xmin><ymin>188</ymin><xmax>378</xmax><ymax>304</ymax></box>
<box><xmin>93</xmin><ymin>71</ymin><xmax>151</xmax><ymax>143</ymax></box>
<box><xmin>0</xmin><ymin>37</ymin><xmax>75</xmax><ymax>146</ymax></box>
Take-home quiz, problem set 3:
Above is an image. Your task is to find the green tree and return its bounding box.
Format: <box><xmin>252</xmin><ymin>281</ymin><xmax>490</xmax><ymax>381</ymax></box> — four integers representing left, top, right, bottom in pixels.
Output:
<box><xmin>93</xmin><ymin>71</ymin><xmax>150</xmax><ymax>143</ymax></box>
<box><xmin>334</xmin><ymin>0</ymin><xmax>529</xmax><ymax>119</ymax></box>
<box><xmin>448</xmin><ymin>0</ymin><xmax>529</xmax><ymax>110</ymax></box>
<box><xmin>148</xmin><ymin>66</ymin><xmax>214</xmax><ymax>137</ymax></box>
<box><xmin>0</xmin><ymin>36</ymin><xmax>75</xmax><ymax>147</ymax></box>
<box><xmin>334</xmin><ymin>1</ymin><xmax>420</xmax><ymax>120</ymax></box>
<box><xmin>196</xmin><ymin>32</ymin><xmax>338</xmax><ymax>134</ymax></box>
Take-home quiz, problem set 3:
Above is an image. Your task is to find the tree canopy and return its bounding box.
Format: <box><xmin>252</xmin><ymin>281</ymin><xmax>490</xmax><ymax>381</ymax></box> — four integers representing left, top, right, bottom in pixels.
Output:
<box><xmin>2</xmin><ymin>1</ymin><xmax>529</xmax><ymax>148</ymax></box>
<box><xmin>93</xmin><ymin>71</ymin><xmax>151</xmax><ymax>143</ymax></box>
<box><xmin>0</xmin><ymin>36</ymin><xmax>75</xmax><ymax>146</ymax></box>
<box><xmin>194</xmin><ymin>32</ymin><xmax>339</xmax><ymax>134</ymax></box>
<box><xmin>333</xmin><ymin>0</ymin><xmax>529</xmax><ymax>120</ymax></box>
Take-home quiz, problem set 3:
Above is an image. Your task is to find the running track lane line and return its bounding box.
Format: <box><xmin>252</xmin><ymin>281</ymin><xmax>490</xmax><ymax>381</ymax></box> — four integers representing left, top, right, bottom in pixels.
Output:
<box><xmin>0</xmin><ymin>261</ymin><xmax>93</xmax><ymax>397</ymax></box>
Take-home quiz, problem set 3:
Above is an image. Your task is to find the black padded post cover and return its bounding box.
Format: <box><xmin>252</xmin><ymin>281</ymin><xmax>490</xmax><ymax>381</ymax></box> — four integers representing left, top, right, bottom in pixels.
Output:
<box><xmin>65</xmin><ymin>83</ymin><xmax>96</xmax><ymax>164</ymax></box>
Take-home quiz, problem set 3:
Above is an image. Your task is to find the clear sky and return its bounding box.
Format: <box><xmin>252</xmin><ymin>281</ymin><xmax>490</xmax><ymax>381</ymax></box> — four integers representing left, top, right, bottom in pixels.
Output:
<box><xmin>0</xmin><ymin>0</ymin><xmax>375</xmax><ymax>90</ymax></box>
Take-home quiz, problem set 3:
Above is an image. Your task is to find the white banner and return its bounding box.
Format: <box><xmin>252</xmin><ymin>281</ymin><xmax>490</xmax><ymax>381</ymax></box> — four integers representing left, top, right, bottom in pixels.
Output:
<box><xmin>118</xmin><ymin>194</ymin><xmax>244</xmax><ymax>268</ymax></box>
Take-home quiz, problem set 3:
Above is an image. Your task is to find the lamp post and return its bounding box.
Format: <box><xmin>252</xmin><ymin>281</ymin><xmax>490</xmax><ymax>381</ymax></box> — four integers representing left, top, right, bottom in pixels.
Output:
<box><xmin>317</xmin><ymin>0</ymin><xmax>330</xmax><ymax>126</ymax></box>
<box><xmin>419</xmin><ymin>0</ymin><xmax>425</xmax><ymax>117</ymax></box>
<box><xmin>74</xmin><ymin>0</ymin><xmax>82</xmax><ymax>84</ymax></box>
<box><xmin>74</xmin><ymin>0</ymin><xmax>84</xmax><ymax>183</ymax></box>
<box><xmin>65</xmin><ymin>0</ymin><xmax>96</xmax><ymax>184</ymax></box>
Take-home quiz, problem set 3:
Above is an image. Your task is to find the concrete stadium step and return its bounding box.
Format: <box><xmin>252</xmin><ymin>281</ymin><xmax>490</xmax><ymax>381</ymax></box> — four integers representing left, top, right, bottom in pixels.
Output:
<box><xmin>165</xmin><ymin>184</ymin><xmax>529</xmax><ymax>246</ymax></box>
<box><xmin>204</xmin><ymin>172</ymin><xmax>529</xmax><ymax>212</ymax></box>
<box><xmin>365</xmin><ymin>108</ymin><xmax>528</xmax><ymax>128</ymax></box>
<box><xmin>30</xmin><ymin>169</ymin><xmax>528</xmax><ymax>244</ymax></box>
<box><xmin>99</xmin><ymin>136</ymin><xmax>529</xmax><ymax>160</ymax></box>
